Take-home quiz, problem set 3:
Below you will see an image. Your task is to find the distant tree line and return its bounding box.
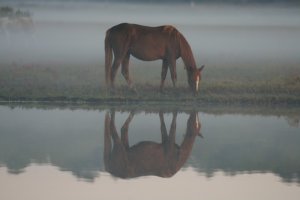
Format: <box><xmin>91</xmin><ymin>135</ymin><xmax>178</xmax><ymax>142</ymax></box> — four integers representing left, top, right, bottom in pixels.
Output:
<box><xmin>0</xmin><ymin>6</ymin><xmax>31</xmax><ymax>18</ymax></box>
<box><xmin>0</xmin><ymin>6</ymin><xmax>34</xmax><ymax>35</ymax></box>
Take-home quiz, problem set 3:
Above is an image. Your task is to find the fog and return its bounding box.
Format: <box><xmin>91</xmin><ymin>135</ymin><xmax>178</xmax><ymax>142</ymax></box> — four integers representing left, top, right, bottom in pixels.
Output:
<box><xmin>1</xmin><ymin>1</ymin><xmax>300</xmax><ymax>69</ymax></box>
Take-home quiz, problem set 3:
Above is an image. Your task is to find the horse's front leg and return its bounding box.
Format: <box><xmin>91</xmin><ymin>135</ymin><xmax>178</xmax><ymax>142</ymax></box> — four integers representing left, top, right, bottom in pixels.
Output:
<box><xmin>160</xmin><ymin>59</ymin><xmax>168</xmax><ymax>92</ymax></box>
<box><xmin>169</xmin><ymin>58</ymin><xmax>177</xmax><ymax>88</ymax></box>
<box><xmin>169</xmin><ymin>111</ymin><xmax>177</xmax><ymax>146</ymax></box>
<box><xmin>159</xmin><ymin>111</ymin><xmax>168</xmax><ymax>145</ymax></box>
<box><xmin>104</xmin><ymin>112</ymin><xmax>112</xmax><ymax>169</ymax></box>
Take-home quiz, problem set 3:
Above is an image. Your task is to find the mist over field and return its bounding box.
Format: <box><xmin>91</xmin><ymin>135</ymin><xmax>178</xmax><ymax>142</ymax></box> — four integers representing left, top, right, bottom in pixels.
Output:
<box><xmin>1</xmin><ymin>1</ymin><xmax>300</xmax><ymax>66</ymax></box>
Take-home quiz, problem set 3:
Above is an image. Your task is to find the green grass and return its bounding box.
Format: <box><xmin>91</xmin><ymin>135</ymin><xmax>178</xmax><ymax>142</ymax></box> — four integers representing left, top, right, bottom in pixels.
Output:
<box><xmin>0</xmin><ymin>63</ymin><xmax>300</xmax><ymax>105</ymax></box>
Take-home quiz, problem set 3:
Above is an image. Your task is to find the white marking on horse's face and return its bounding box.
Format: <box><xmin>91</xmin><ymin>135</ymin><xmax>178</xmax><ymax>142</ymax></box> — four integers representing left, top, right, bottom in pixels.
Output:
<box><xmin>196</xmin><ymin>76</ymin><xmax>200</xmax><ymax>92</ymax></box>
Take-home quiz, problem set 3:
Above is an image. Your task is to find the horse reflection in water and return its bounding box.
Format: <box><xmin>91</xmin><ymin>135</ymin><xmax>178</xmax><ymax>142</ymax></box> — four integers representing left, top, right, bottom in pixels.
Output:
<box><xmin>104</xmin><ymin>111</ymin><xmax>201</xmax><ymax>179</ymax></box>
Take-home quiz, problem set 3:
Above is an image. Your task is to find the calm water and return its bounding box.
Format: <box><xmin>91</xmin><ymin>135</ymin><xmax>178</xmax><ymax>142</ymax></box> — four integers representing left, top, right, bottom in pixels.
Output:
<box><xmin>0</xmin><ymin>104</ymin><xmax>300</xmax><ymax>199</ymax></box>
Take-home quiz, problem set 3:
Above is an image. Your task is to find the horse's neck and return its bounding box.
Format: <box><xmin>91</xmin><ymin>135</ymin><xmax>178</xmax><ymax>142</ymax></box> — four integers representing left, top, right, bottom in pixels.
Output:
<box><xmin>175</xmin><ymin>130</ymin><xmax>197</xmax><ymax>169</ymax></box>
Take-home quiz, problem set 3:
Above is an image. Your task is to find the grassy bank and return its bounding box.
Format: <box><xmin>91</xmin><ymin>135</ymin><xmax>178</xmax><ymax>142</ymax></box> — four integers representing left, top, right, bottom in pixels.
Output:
<box><xmin>0</xmin><ymin>63</ymin><xmax>300</xmax><ymax>105</ymax></box>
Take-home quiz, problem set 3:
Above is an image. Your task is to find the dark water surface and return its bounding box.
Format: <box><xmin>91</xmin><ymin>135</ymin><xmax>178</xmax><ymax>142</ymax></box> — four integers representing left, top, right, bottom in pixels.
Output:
<box><xmin>0</xmin><ymin>104</ymin><xmax>300</xmax><ymax>199</ymax></box>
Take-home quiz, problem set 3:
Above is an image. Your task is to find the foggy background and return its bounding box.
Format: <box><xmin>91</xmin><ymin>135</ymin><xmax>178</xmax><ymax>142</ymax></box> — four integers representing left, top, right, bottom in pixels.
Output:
<box><xmin>1</xmin><ymin>0</ymin><xmax>300</xmax><ymax>85</ymax></box>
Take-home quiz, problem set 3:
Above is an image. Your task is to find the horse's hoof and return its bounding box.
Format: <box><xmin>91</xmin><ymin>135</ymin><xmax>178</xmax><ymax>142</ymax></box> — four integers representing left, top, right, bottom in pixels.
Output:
<box><xmin>132</xmin><ymin>87</ymin><xmax>138</xmax><ymax>94</ymax></box>
<box><xmin>128</xmin><ymin>86</ymin><xmax>137</xmax><ymax>94</ymax></box>
<box><xmin>159</xmin><ymin>88</ymin><xmax>165</xmax><ymax>94</ymax></box>
<box><xmin>108</xmin><ymin>88</ymin><xmax>116</xmax><ymax>95</ymax></box>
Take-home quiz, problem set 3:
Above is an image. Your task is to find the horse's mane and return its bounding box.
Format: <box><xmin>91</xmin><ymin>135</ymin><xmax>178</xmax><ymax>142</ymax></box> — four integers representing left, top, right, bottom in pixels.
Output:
<box><xmin>178</xmin><ymin>33</ymin><xmax>197</xmax><ymax>71</ymax></box>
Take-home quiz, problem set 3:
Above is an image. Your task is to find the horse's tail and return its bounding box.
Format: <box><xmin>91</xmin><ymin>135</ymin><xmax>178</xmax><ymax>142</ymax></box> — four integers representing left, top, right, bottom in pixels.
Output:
<box><xmin>105</xmin><ymin>30</ymin><xmax>112</xmax><ymax>86</ymax></box>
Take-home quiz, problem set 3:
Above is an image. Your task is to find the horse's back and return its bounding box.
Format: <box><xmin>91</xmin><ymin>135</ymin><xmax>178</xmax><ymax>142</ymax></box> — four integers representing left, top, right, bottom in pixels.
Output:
<box><xmin>107</xmin><ymin>23</ymin><xmax>131</xmax><ymax>33</ymax></box>
<box><xmin>106</xmin><ymin>23</ymin><xmax>181</xmax><ymax>61</ymax></box>
<box><xmin>107</xmin><ymin>23</ymin><xmax>178</xmax><ymax>38</ymax></box>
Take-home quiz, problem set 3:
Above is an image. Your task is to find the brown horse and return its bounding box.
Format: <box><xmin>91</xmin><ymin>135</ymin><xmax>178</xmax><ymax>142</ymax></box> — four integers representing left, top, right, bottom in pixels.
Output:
<box><xmin>105</xmin><ymin>23</ymin><xmax>204</xmax><ymax>93</ymax></box>
<box><xmin>104</xmin><ymin>111</ymin><xmax>201</xmax><ymax>178</ymax></box>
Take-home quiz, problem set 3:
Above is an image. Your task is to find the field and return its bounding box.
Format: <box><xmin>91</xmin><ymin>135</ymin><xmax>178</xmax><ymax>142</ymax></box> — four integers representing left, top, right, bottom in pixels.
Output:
<box><xmin>1</xmin><ymin>3</ymin><xmax>300</xmax><ymax>105</ymax></box>
<box><xmin>1</xmin><ymin>61</ymin><xmax>299</xmax><ymax>105</ymax></box>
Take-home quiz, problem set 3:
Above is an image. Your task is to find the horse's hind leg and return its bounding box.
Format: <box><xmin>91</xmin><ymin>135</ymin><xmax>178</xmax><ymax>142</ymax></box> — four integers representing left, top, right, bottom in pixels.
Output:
<box><xmin>110</xmin><ymin>57</ymin><xmax>122</xmax><ymax>89</ymax></box>
<box><xmin>109</xmin><ymin>111</ymin><xmax>122</xmax><ymax>146</ymax></box>
<box><xmin>121</xmin><ymin>112</ymin><xmax>134</xmax><ymax>149</ymax></box>
<box><xmin>110</xmin><ymin>36</ymin><xmax>131</xmax><ymax>89</ymax></box>
<box><xmin>121</xmin><ymin>52</ymin><xmax>133</xmax><ymax>89</ymax></box>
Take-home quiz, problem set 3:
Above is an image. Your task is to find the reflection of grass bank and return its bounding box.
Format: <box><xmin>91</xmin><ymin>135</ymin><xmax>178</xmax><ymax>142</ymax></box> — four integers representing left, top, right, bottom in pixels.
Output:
<box><xmin>0</xmin><ymin>64</ymin><xmax>300</xmax><ymax>105</ymax></box>
<box><xmin>1</xmin><ymin>101</ymin><xmax>300</xmax><ymax>128</ymax></box>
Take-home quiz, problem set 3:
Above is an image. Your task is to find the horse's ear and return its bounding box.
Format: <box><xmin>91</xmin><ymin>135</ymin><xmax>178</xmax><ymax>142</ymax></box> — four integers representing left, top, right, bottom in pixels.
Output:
<box><xmin>199</xmin><ymin>65</ymin><xmax>205</xmax><ymax>71</ymax></box>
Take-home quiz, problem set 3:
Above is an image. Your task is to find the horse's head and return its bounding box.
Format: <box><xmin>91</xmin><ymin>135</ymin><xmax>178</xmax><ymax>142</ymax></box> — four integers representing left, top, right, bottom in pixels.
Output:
<box><xmin>187</xmin><ymin>112</ymin><xmax>202</xmax><ymax>137</ymax></box>
<box><xmin>187</xmin><ymin>65</ymin><xmax>205</xmax><ymax>94</ymax></box>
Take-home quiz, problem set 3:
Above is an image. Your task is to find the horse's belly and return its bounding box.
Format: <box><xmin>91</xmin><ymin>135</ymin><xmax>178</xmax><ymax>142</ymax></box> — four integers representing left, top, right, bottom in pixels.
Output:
<box><xmin>131</xmin><ymin>53</ymin><xmax>161</xmax><ymax>61</ymax></box>
<box><xmin>130</xmin><ymin>43</ymin><xmax>165</xmax><ymax>61</ymax></box>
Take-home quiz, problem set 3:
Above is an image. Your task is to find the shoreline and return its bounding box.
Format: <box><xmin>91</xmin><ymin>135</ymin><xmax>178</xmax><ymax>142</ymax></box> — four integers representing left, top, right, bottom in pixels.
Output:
<box><xmin>1</xmin><ymin>93</ymin><xmax>299</xmax><ymax>106</ymax></box>
<box><xmin>1</xmin><ymin>98</ymin><xmax>300</xmax><ymax>121</ymax></box>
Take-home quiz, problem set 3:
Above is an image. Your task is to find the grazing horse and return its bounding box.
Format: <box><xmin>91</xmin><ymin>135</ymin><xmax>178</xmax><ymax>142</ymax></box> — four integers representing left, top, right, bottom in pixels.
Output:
<box><xmin>104</xmin><ymin>111</ymin><xmax>201</xmax><ymax>178</ymax></box>
<box><xmin>104</xmin><ymin>23</ymin><xmax>204</xmax><ymax>93</ymax></box>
